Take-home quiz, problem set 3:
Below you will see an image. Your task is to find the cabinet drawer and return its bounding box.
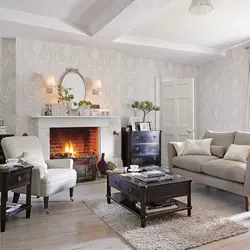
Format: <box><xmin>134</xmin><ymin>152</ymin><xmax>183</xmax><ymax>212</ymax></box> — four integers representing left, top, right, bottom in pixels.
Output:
<box><xmin>132</xmin><ymin>144</ymin><xmax>159</xmax><ymax>155</ymax></box>
<box><xmin>109</xmin><ymin>176</ymin><xmax>140</xmax><ymax>199</ymax></box>
<box><xmin>132</xmin><ymin>132</ymin><xmax>160</xmax><ymax>144</ymax></box>
<box><xmin>7</xmin><ymin>169</ymin><xmax>31</xmax><ymax>189</ymax></box>
<box><xmin>131</xmin><ymin>155</ymin><xmax>160</xmax><ymax>166</ymax></box>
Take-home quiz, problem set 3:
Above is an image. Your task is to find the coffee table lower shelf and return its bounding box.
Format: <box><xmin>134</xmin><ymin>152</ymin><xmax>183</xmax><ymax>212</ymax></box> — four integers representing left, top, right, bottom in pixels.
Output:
<box><xmin>107</xmin><ymin>192</ymin><xmax>192</xmax><ymax>218</ymax></box>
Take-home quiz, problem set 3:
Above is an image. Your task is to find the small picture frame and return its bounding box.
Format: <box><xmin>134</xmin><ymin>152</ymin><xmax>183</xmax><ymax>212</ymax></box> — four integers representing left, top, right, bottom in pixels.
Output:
<box><xmin>139</xmin><ymin>122</ymin><xmax>151</xmax><ymax>131</ymax></box>
<box><xmin>130</xmin><ymin>117</ymin><xmax>142</xmax><ymax>131</ymax></box>
<box><xmin>44</xmin><ymin>104</ymin><xmax>52</xmax><ymax>116</ymax></box>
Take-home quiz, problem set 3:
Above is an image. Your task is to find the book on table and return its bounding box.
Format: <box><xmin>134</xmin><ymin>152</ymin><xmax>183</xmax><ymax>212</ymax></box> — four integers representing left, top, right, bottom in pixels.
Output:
<box><xmin>1</xmin><ymin>203</ymin><xmax>23</xmax><ymax>215</ymax></box>
<box><xmin>136</xmin><ymin>200</ymin><xmax>178</xmax><ymax>213</ymax></box>
<box><xmin>134</xmin><ymin>173</ymin><xmax>173</xmax><ymax>183</ymax></box>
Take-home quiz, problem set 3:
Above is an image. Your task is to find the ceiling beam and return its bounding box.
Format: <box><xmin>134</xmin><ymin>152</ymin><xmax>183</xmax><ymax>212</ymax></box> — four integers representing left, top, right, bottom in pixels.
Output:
<box><xmin>0</xmin><ymin>8</ymin><xmax>89</xmax><ymax>36</ymax></box>
<box><xmin>94</xmin><ymin>0</ymin><xmax>172</xmax><ymax>40</ymax></box>
<box><xmin>114</xmin><ymin>34</ymin><xmax>226</xmax><ymax>56</ymax></box>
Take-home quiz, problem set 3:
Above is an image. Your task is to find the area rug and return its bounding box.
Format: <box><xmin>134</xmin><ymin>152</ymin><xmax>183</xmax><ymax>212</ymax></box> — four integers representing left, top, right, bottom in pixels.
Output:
<box><xmin>83</xmin><ymin>198</ymin><xmax>249</xmax><ymax>250</ymax></box>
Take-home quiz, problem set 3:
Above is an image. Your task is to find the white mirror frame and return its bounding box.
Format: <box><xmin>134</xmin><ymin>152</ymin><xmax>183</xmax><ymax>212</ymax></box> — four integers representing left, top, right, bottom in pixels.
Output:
<box><xmin>59</xmin><ymin>68</ymin><xmax>86</xmax><ymax>110</ymax></box>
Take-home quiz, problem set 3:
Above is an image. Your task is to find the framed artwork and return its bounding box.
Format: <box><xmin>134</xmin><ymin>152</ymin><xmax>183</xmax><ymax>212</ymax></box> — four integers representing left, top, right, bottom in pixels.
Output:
<box><xmin>130</xmin><ymin>117</ymin><xmax>142</xmax><ymax>131</ymax></box>
<box><xmin>139</xmin><ymin>122</ymin><xmax>151</xmax><ymax>131</ymax></box>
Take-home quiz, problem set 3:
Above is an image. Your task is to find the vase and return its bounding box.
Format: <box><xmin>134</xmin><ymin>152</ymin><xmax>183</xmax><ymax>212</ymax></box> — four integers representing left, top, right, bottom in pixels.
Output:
<box><xmin>81</xmin><ymin>106</ymin><xmax>91</xmax><ymax>116</ymax></box>
<box><xmin>65</xmin><ymin>101</ymin><xmax>72</xmax><ymax>116</ymax></box>
<box><xmin>97</xmin><ymin>153</ymin><xmax>108</xmax><ymax>175</ymax></box>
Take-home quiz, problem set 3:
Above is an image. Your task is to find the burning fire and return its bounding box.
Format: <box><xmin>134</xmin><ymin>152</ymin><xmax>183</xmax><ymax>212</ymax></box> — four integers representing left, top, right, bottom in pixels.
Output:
<box><xmin>65</xmin><ymin>141</ymin><xmax>76</xmax><ymax>157</ymax></box>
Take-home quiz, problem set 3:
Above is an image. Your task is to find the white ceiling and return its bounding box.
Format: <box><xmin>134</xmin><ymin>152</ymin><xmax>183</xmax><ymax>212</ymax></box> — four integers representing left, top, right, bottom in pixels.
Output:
<box><xmin>0</xmin><ymin>0</ymin><xmax>249</xmax><ymax>63</ymax></box>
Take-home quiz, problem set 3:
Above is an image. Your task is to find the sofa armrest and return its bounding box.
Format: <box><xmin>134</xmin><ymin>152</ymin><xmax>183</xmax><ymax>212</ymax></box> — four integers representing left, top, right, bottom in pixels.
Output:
<box><xmin>167</xmin><ymin>142</ymin><xmax>177</xmax><ymax>172</ymax></box>
<box><xmin>45</xmin><ymin>159</ymin><xmax>74</xmax><ymax>169</ymax></box>
<box><xmin>244</xmin><ymin>157</ymin><xmax>250</xmax><ymax>196</ymax></box>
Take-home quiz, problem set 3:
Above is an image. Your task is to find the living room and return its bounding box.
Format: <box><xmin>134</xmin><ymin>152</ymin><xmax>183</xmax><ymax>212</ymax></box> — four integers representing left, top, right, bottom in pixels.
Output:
<box><xmin>0</xmin><ymin>0</ymin><xmax>250</xmax><ymax>249</ymax></box>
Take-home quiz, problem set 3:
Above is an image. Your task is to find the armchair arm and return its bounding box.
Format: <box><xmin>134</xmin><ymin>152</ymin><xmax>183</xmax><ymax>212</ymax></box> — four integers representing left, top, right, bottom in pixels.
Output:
<box><xmin>167</xmin><ymin>142</ymin><xmax>177</xmax><ymax>172</ymax></box>
<box><xmin>244</xmin><ymin>157</ymin><xmax>250</xmax><ymax>196</ymax></box>
<box><xmin>45</xmin><ymin>159</ymin><xmax>74</xmax><ymax>169</ymax></box>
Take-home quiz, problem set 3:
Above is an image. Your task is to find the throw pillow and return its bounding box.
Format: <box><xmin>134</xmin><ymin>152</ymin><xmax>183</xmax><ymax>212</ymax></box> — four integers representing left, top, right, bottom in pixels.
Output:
<box><xmin>172</xmin><ymin>141</ymin><xmax>186</xmax><ymax>156</ymax></box>
<box><xmin>224</xmin><ymin>144</ymin><xmax>250</xmax><ymax>163</ymax></box>
<box><xmin>183</xmin><ymin>138</ymin><xmax>212</xmax><ymax>156</ymax></box>
<box><xmin>211</xmin><ymin>145</ymin><xmax>225</xmax><ymax>158</ymax></box>
<box><xmin>20</xmin><ymin>152</ymin><xmax>48</xmax><ymax>173</ymax></box>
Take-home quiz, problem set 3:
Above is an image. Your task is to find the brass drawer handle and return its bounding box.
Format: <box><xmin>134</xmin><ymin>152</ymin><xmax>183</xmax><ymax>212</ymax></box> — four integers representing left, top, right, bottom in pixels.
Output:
<box><xmin>17</xmin><ymin>176</ymin><xmax>22</xmax><ymax>182</ymax></box>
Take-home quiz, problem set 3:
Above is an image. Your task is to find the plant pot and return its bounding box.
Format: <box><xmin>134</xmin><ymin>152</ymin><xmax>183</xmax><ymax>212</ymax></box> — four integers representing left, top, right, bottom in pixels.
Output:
<box><xmin>80</xmin><ymin>106</ymin><xmax>91</xmax><ymax>116</ymax></box>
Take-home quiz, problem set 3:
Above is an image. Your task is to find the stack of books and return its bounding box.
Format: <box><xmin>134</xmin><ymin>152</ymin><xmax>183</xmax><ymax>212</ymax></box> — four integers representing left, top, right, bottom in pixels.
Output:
<box><xmin>0</xmin><ymin>125</ymin><xmax>6</xmax><ymax>134</ymax></box>
<box><xmin>134</xmin><ymin>170</ymin><xmax>173</xmax><ymax>183</ymax></box>
<box><xmin>136</xmin><ymin>200</ymin><xmax>178</xmax><ymax>213</ymax></box>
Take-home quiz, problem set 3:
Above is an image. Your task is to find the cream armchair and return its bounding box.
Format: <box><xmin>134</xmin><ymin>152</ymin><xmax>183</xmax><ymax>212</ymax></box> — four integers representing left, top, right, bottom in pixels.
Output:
<box><xmin>1</xmin><ymin>136</ymin><xmax>77</xmax><ymax>213</ymax></box>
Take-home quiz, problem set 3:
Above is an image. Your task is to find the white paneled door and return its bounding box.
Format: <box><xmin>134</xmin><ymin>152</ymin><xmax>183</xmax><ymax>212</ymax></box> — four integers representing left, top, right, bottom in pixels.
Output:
<box><xmin>160</xmin><ymin>78</ymin><xmax>194</xmax><ymax>166</ymax></box>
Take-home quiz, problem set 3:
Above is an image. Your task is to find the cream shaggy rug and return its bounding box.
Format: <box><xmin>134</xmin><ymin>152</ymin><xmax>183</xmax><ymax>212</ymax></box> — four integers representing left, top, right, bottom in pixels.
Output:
<box><xmin>84</xmin><ymin>197</ymin><xmax>249</xmax><ymax>250</ymax></box>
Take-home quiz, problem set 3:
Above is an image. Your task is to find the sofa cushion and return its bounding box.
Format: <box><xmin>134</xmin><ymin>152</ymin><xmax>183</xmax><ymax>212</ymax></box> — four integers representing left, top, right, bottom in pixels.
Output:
<box><xmin>202</xmin><ymin>159</ymin><xmax>246</xmax><ymax>183</ymax></box>
<box><xmin>211</xmin><ymin>145</ymin><xmax>225</xmax><ymax>158</ymax></box>
<box><xmin>234</xmin><ymin>131</ymin><xmax>250</xmax><ymax>145</ymax></box>
<box><xmin>203</xmin><ymin>130</ymin><xmax>236</xmax><ymax>149</ymax></box>
<box><xmin>172</xmin><ymin>155</ymin><xmax>218</xmax><ymax>173</ymax></box>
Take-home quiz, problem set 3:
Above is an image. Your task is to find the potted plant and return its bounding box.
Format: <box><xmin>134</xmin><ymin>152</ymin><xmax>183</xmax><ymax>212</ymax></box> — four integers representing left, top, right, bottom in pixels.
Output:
<box><xmin>131</xmin><ymin>100</ymin><xmax>160</xmax><ymax>122</ymax></box>
<box><xmin>57</xmin><ymin>85</ymin><xmax>75</xmax><ymax>115</ymax></box>
<box><xmin>74</xmin><ymin>100</ymin><xmax>92</xmax><ymax>116</ymax></box>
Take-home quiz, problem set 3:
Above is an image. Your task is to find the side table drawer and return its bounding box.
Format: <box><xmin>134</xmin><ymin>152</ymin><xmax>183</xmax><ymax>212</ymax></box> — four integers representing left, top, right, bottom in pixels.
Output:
<box><xmin>7</xmin><ymin>169</ymin><xmax>31</xmax><ymax>189</ymax></box>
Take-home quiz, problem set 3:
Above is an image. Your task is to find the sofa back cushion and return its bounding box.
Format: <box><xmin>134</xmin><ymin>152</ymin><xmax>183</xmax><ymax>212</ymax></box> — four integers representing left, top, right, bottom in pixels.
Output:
<box><xmin>234</xmin><ymin>131</ymin><xmax>250</xmax><ymax>145</ymax></box>
<box><xmin>203</xmin><ymin>130</ymin><xmax>236</xmax><ymax>149</ymax></box>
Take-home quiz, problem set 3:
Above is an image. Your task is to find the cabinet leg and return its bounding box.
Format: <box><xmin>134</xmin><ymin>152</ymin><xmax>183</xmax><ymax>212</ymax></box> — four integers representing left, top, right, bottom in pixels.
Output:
<box><xmin>26</xmin><ymin>182</ymin><xmax>31</xmax><ymax>218</ymax></box>
<box><xmin>1</xmin><ymin>189</ymin><xmax>7</xmax><ymax>232</ymax></box>
<box><xmin>107</xmin><ymin>175</ymin><xmax>111</xmax><ymax>204</ymax></box>
<box><xmin>141</xmin><ymin>217</ymin><xmax>147</xmax><ymax>228</ymax></box>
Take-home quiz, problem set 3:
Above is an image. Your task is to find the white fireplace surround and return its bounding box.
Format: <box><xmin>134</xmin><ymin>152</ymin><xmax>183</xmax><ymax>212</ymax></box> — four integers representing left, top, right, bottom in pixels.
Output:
<box><xmin>31</xmin><ymin>116</ymin><xmax>113</xmax><ymax>160</ymax></box>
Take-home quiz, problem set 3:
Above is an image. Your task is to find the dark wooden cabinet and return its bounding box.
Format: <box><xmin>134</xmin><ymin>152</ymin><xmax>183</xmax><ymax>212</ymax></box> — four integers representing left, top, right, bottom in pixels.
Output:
<box><xmin>121</xmin><ymin>130</ymin><xmax>161</xmax><ymax>167</ymax></box>
<box><xmin>0</xmin><ymin>134</ymin><xmax>14</xmax><ymax>164</ymax></box>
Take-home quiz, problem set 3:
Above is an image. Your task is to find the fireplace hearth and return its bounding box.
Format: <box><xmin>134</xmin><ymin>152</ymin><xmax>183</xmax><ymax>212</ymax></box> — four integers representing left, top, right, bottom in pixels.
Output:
<box><xmin>50</xmin><ymin>127</ymin><xmax>98</xmax><ymax>182</ymax></box>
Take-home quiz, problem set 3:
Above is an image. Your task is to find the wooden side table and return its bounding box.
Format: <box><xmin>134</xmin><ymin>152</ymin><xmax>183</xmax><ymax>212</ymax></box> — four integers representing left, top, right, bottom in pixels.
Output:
<box><xmin>0</xmin><ymin>165</ymin><xmax>32</xmax><ymax>232</ymax></box>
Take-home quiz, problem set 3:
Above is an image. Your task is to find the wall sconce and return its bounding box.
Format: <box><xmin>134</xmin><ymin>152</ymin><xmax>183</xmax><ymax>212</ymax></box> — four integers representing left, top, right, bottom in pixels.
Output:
<box><xmin>92</xmin><ymin>79</ymin><xmax>102</xmax><ymax>95</ymax></box>
<box><xmin>46</xmin><ymin>76</ymin><xmax>56</xmax><ymax>93</ymax></box>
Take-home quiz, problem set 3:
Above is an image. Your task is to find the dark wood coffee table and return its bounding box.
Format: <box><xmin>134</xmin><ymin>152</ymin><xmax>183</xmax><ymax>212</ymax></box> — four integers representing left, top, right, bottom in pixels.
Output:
<box><xmin>106</xmin><ymin>172</ymin><xmax>192</xmax><ymax>228</ymax></box>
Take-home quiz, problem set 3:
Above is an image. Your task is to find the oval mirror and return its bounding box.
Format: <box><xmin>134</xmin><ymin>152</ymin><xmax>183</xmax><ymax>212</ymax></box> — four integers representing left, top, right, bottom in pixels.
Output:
<box><xmin>60</xmin><ymin>68</ymin><xmax>86</xmax><ymax>109</ymax></box>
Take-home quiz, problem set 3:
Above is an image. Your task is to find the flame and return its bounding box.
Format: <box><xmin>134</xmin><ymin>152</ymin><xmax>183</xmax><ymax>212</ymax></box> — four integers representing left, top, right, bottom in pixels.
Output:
<box><xmin>65</xmin><ymin>141</ymin><xmax>76</xmax><ymax>157</ymax></box>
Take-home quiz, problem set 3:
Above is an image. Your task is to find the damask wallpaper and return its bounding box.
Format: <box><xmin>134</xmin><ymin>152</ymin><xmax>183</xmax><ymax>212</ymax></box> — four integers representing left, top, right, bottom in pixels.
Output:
<box><xmin>0</xmin><ymin>38</ymin><xmax>198</xmax><ymax>160</ymax></box>
<box><xmin>2</xmin><ymin>37</ymin><xmax>248</xmax><ymax>160</ymax></box>
<box><xmin>196</xmin><ymin>45</ymin><xmax>249</xmax><ymax>138</ymax></box>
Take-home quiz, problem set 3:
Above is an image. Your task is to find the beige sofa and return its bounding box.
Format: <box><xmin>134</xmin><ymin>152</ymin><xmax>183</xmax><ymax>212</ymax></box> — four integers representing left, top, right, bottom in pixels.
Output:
<box><xmin>168</xmin><ymin>130</ymin><xmax>250</xmax><ymax>211</ymax></box>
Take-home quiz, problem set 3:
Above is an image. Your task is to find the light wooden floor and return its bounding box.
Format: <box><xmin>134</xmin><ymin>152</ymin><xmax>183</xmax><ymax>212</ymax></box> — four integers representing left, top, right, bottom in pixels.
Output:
<box><xmin>1</xmin><ymin>180</ymin><xmax>250</xmax><ymax>250</ymax></box>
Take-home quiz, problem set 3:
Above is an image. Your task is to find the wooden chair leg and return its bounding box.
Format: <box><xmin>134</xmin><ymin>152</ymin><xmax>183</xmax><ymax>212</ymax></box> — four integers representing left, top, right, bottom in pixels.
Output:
<box><xmin>245</xmin><ymin>196</ymin><xmax>249</xmax><ymax>211</ymax></box>
<box><xmin>44</xmin><ymin>197</ymin><xmax>49</xmax><ymax>214</ymax></box>
<box><xmin>69</xmin><ymin>187</ymin><xmax>74</xmax><ymax>202</ymax></box>
<box><xmin>13</xmin><ymin>193</ymin><xmax>20</xmax><ymax>203</ymax></box>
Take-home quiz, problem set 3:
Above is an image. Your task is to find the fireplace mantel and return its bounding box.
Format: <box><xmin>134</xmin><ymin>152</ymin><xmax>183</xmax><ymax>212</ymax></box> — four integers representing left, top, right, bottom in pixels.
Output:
<box><xmin>30</xmin><ymin>116</ymin><xmax>114</xmax><ymax>160</ymax></box>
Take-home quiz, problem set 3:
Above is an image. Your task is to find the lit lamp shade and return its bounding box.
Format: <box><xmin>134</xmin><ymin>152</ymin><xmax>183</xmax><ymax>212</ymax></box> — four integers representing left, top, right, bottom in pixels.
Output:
<box><xmin>92</xmin><ymin>79</ymin><xmax>102</xmax><ymax>95</ymax></box>
<box><xmin>46</xmin><ymin>76</ymin><xmax>56</xmax><ymax>93</ymax></box>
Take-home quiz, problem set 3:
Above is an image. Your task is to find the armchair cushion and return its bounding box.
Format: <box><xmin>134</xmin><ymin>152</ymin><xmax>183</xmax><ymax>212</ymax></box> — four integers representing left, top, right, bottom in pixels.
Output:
<box><xmin>45</xmin><ymin>159</ymin><xmax>73</xmax><ymax>169</ymax></box>
<box><xmin>41</xmin><ymin>169</ymin><xmax>77</xmax><ymax>197</ymax></box>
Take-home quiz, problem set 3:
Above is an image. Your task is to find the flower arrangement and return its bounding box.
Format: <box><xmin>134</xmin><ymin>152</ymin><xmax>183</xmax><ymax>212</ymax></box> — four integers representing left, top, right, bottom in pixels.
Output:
<box><xmin>74</xmin><ymin>100</ymin><xmax>92</xmax><ymax>109</ymax></box>
<box><xmin>132</xmin><ymin>100</ymin><xmax>160</xmax><ymax>122</ymax></box>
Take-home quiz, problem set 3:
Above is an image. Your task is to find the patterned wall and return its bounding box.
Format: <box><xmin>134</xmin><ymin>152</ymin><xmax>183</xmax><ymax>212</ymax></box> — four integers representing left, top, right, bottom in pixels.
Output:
<box><xmin>6</xmin><ymin>38</ymin><xmax>196</xmax><ymax>160</ymax></box>
<box><xmin>196</xmin><ymin>45</ymin><xmax>249</xmax><ymax>137</ymax></box>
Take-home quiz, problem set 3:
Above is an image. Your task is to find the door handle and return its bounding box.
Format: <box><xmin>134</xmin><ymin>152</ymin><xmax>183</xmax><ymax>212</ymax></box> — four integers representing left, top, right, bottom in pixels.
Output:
<box><xmin>187</xmin><ymin>129</ymin><xmax>192</xmax><ymax>133</ymax></box>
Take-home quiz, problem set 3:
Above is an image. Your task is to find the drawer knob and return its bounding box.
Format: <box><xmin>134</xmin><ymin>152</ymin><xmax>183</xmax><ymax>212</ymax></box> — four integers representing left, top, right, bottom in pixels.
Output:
<box><xmin>114</xmin><ymin>180</ymin><xmax>117</xmax><ymax>185</ymax></box>
<box><xmin>153</xmin><ymin>136</ymin><xmax>156</xmax><ymax>139</ymax></box>
<box><xmin>136</xmin><ymin>136</ymin><xmax>139</xmax><ymax>139</ymax></box>
<box><xmin>136</xmin><ymin>146</ymin><xmax>139</xmax><ymax>151</ymax></box>
<box><xmin>17</xmin><ymin>176</ymin><xmax>22</xmax><ymax>182</ymax></box>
